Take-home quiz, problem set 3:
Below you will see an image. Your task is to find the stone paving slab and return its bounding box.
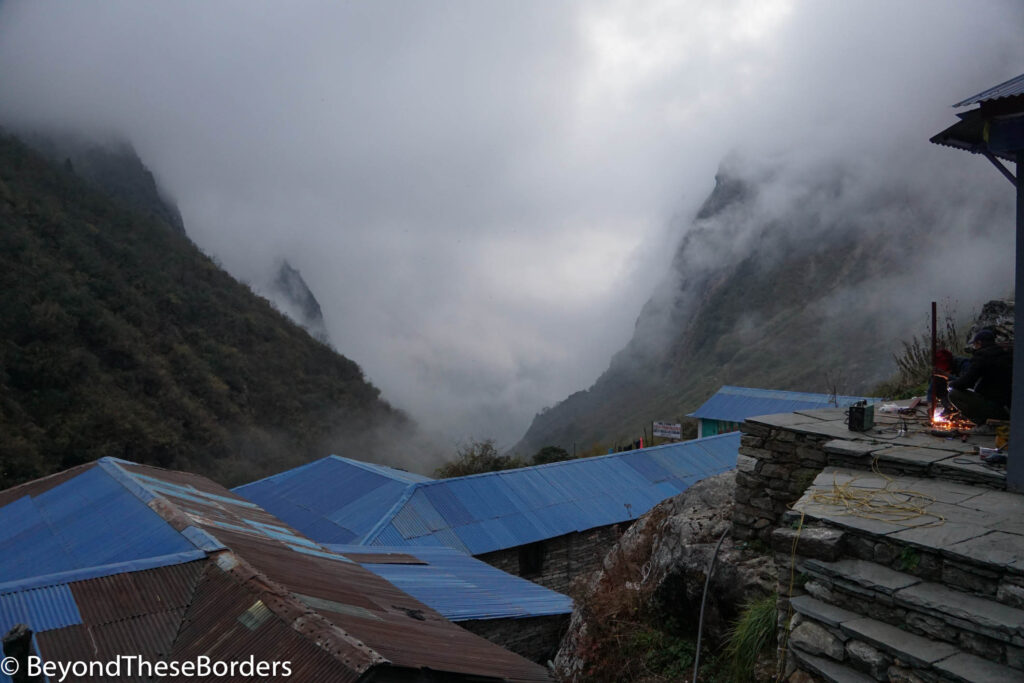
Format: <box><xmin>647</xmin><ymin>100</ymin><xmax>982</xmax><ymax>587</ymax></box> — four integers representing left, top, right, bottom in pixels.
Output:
<box><xmin>944</xmin><ymin>531</ymin><xmax>1024</xmax><ymax>572</ymax></box>
<box><xmin>840</xmin><ymin>616</ymin><xmax>960</xmax><ymax>667</ymax></box>
<box><xmin>747</xmin><ymin>411</ymin><xmax>835</xmax><ymax>429</ymax></box>
<box><xmin>888</xmin><ymin>521</ymin><xmax>991</xmax><ymax>551</ymax></box>
<box><xmin>796</xmin><ymin>505</ymin><xmax>922</xmax><ymax>536</ymax></box>
<box><xmin>793</xmin><ymin>408</ymin><xmax>850</xmax><ymax>421</ymax></box>
<box><xmin>804</xmin><ymin>558</ymin><xmax>921</xmax><ymax>594</ymax></box>
<box><xmin>795</xmin><ymin>469</ymin><xmax>1016</xmax><ymax>555</ymax></box>
<box><xmin>992</xmin><ymin>518</ymin><xmax>1024</xmax><ymax>536</ymax></box>
<box><xmin>932</xmin><ymin>652</ymin><xmax>1022</xmax><ymax>682</ymax></box>
<box><xmin>873</xmin><ymin>446</ymin><xmax>961</xmax><ymax>468</ymax></box>
<box><xmin>881</xmin><ymin>478</ymin><xmax>986</xmax><ymax>505</ymax></box>
<box><xmin>923</xmin><ymin>502</ymin><xmax>1005</xmax><ymax>528</ymax></box>
<box><xmin>957</xmin><ymin>489</ymin><xmax>1024</xmax><ymax>517</ymax></box>
<box><xmin>810</xmin><ymin>469</ymin><xmax>892</xmax><ymax>490</ymax></box>
<box><xmin>789</xmin><ymin>594</ymin><xmax>860</xmax><ymax>628</ymax></box>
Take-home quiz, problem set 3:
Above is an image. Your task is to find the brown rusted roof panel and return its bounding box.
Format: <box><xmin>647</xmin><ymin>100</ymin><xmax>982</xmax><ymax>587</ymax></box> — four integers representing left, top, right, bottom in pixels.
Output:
<box><xmin>71</xmin><ymin>559</ymin><xmax>205</xmax><ymax>625</ymax></box>
<box><xmin>210</xmin><ymin>529</ymin><xmax>551</xmax><ymax>681</ymax></box>
<box><xmin>35</xmin><ymin>625</ymin><xmax>98</xmax><ymax>665</ymax></box>
<box><xmin>116</xmin><ymin>462</ymin><xmax>551</xmax><ymax>681</ymax></box>
<box><xmin>89</xmin><ymin>609</ymin><xmax>186</xmax><ymax>663</ymax></box>
<box><xmin>173</xmin><ymin>562</ymin><xmax>362</xmax><ymax>683</ymax></box>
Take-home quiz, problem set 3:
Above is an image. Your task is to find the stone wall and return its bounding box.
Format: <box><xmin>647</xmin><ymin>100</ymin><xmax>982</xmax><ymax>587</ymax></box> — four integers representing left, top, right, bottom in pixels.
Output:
<box><xmin>477</xmin><ymin>524</ymin><xmax>628</xmax><ymax>595</ymax></box>
<box><xmin>461</xmin><ymin>614</ymin><xmax>569</xmax><ymax>664</ymax></box>
<box><xmin>733</xmin><ymin>418</ymin><xmax>831</xmax><ymax>544</ymax></box>
<box><xmin>741</xmin><ymin>407</ymin><xmax>1024</xmax><ymax>680</ymax></box>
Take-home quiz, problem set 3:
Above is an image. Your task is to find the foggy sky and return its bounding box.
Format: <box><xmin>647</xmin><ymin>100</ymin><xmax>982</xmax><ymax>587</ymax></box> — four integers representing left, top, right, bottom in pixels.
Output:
<box><xmin>1</xmin><ymin>1</ymin><xmax>1022</xmax><ymax>450</ymax></box>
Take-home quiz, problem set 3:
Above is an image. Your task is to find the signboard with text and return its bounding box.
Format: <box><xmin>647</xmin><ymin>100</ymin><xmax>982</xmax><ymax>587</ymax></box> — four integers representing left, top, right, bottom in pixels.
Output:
<box><xmin>652</xmin><ymin>421</ymin><xmax>682</xmax><ymax>440</ymax></box>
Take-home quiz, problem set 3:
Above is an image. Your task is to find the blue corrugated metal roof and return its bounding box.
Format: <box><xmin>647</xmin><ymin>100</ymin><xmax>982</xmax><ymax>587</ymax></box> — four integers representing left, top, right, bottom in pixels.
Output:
<box><xmin>232</xmin><ymin>435</ymin><xmax>738</xmax><ymax>557</ymax></box>
<box><xmin>232</xmin><ymin>456</ymin><xmax>429</xmax><ymax>544</ymax></box>
<box><xmin>954</xmin><ymin>72</ymin><xmax>1024</xmax><ymax>107</ymax></box>
<box><xmin>357</xmin><ymin>433</ymin><xmax>738</xmax><ymax>555</ymax></box>
<box><xmin>328</xmin><ymin>545</ymin><xmax>573</xmax><ymax>621</ymax></box>
<box><xmin>688</xmin><ymin>385</ymin><xmax>879</xmax><ymax>423</ymax></box>
<box><xmin>0</xmin><ymin>466</ymin><xmax>196</xmax><ymax>583</ymax></box>
<box><xmin>0</xmin><ymin>584</ymin><xmax>81</xmax><ymax>635</ymax></box>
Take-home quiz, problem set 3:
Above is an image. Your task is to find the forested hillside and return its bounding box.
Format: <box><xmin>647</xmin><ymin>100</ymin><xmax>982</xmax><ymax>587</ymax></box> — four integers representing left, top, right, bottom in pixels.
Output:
<box><xmin>0</xmin><ymin>132</ymin><xmax>408</xmax><ymax>488</ymax></box>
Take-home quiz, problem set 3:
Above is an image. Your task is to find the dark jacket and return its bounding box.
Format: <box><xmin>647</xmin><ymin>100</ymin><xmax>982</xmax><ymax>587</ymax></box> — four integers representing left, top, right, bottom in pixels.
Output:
<box><xmin>950</xmin><ymin>344</ymin><xmax>1013</xmax><ymax>408</ymax></box>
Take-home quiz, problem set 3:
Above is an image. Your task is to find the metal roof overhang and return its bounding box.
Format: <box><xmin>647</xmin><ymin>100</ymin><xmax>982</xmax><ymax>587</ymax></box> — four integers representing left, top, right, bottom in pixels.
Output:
<box><xmin>929</xmin><ymin>114</ymin><xmax>1015</xmax><ymax>162</ymax></box>
<box><xmin>931</xmin><ymin>109</ymin><xmax>1023</xmax><ymax>187</ymax></box>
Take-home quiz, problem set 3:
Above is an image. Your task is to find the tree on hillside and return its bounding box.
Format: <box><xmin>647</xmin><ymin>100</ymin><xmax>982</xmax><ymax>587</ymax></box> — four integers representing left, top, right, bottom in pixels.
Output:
<box><xmin>433</xmin><ymin>439</ymin><xmax>525</xmax><ymax>478</ymax></box>
<box><xmin>531</xmin><ymin>445</ymin><xmax>571</xmax><ymax>465</ymax></box>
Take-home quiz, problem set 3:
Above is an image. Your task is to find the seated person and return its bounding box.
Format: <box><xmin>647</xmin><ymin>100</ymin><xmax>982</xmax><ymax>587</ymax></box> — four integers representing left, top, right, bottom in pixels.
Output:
<box><xmin>926</xmin><ymin>348</ymin><xmax>969</xmax><ymax>411</ymax></box>
<box><xmin>949</xmin><ymin>329</ymin><xmax>1012</xmax><ymax>429</ymax></box>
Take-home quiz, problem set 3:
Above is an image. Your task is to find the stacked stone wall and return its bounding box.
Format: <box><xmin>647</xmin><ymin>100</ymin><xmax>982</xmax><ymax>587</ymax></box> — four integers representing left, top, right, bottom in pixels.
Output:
<box><xmin>477</xmin><ymin>528</ymin><xmax>622</xmax><ymax>593</ymax></box>
<box><xmin>478</xmin><ymin>524</ymin><xmax>627</xmax><ymax>595</ymax></box>
<box><xmin>461</xmin><ymin>614</ymin><xmax>569</xmax><ymax>664</ymax></box>
<box><xmin>733</xmin><ymin>420</ymin><xmax>830</xmax><ymax>543</ymax></box>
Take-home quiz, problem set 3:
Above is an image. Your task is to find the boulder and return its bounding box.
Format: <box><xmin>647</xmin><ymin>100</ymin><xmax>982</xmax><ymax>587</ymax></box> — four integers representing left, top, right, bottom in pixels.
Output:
<box><xmin>554</xmin><ymin>470</ymin><xmax>776</xmax><ymax>680</ymax></box>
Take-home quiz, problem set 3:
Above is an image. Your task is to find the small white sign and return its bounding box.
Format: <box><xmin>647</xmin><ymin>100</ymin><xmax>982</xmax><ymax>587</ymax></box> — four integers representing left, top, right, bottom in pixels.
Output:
<box><xmin>653</xmin><ymin>422</ymin><xmax>682</xmax><ymax>440</ymax></box>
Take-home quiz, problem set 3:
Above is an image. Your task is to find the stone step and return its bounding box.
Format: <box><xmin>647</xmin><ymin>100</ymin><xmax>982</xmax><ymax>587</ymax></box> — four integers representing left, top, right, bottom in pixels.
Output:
<box><xmin>785</xmin><ymin>467</ymin><xmax>1024</xmax><ymax>583</ymax></box>
<box><xmin>823</xmin><ymin>438</ymin><xmax>1006</xmax><ymax>490</ymax></box>
<box><xmin>788</xmin><ymin>595</ymin><xmax>1023</xmax><ymax>682</ymax></box>
<box><xmin>790</xmin><ymin>650</ymin><xmax>874</xmax><ymax>683</ymax></box>
<box><xmin>793</xmin><ymin>558</ymin><xmax>1024</xmax><ymax>671</ymax></box>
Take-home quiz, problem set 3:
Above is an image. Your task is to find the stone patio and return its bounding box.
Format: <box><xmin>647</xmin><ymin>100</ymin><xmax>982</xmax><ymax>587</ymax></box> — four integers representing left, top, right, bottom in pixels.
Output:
<box><xmin>732</xmin><ymin>401</ymin><xmax>1023</xmax><ymax>681</ymax></box>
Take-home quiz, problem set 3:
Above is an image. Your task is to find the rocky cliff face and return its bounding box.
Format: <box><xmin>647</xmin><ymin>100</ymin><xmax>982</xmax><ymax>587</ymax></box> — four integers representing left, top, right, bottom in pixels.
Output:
<box><xmin>269</xmin><ymin>259</ymin><xmax>330</xmax><ymax>343</ymax></box>
<box><xmin>515</xmin><ymin>158</ymin><xmax>1014</xmax><ymax>454</ymax></box>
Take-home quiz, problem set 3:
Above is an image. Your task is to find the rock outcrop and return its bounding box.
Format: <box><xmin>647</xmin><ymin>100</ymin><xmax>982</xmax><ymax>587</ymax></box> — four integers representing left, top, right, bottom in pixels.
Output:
<box><xmin>555</xmin><ymin>470</ymin><xmax>775</xmax><ymax>681</ymax></box>
<box><xmin>967</xmin><ymin>298</ymin><xmax>1014</xmax><ymax>345</ymax></box>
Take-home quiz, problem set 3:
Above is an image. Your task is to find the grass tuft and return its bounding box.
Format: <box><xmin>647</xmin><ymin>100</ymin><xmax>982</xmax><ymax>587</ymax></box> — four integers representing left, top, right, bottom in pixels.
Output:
<box><xmin>723</xmin><ymin>593</ymin><xmax>777</xmax><ymax>682</ymax></box>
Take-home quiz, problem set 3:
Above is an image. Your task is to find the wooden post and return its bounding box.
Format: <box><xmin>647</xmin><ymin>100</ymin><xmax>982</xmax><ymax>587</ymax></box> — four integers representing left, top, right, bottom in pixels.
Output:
<box><xmin>1010</xmin><ymin>151</ymin><xmax>1024</xmax><ymax>492</ymax></box>
<box><xmin>930</xmin><ymin>301</ymin><xmax>937</xmax><ymax>423</ymax></box>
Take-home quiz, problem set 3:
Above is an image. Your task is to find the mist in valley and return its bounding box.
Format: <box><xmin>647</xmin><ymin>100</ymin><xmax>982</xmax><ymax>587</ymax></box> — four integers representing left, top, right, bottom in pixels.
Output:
<box><xmin>1</xmin><ymin>0</ymin><xmax>1022</xmax><ymax>454</ymax></box>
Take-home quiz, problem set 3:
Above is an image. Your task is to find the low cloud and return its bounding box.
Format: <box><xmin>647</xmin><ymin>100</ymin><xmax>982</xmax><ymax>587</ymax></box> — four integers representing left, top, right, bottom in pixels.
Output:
<box><xmin>1</xmin><ymin>0</ymin><xmax>1021</xmax><ymax>449</ymax></box>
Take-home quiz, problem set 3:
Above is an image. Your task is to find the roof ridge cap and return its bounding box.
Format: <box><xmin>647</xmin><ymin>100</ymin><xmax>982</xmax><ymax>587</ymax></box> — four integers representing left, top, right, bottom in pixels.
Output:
<box><xmin>97</xmin><ymin>459</ymin><xmax>224</xmax><ymax>553</ymax></box>
<box><xmin>232</xmin><ymin>455</ymin><xmax>335</xmax><ymax>492</ymax></box>
<box><xmin>0</xmin><ymin>550</ymin><xmax>208</xmax><ymax>595</ymax></box>
<box><xmin>359</xmin><ymin>481</ymin><xmax>422</xmax><ymax>544</ymax></box>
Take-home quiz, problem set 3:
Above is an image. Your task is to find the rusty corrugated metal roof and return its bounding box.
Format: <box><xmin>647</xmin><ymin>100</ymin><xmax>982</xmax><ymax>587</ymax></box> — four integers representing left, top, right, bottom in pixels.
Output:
<box><xmin>0</xmin><ymin>457</ymin><xmax>552</xmax><ymax>681</ymax></box>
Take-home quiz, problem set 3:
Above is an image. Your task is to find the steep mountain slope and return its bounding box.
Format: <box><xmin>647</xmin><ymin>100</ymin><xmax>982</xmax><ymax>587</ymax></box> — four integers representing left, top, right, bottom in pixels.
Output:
<box><xmin>24</xmin><ymin>132</ymin><xmax>333</xmax><ymax>344</ymax></box>
<box><xmin>515</xmin><ymin>159</ymin><xmax>1014</xmax><ymax>454</ymax></box>
<box><xmin>0</xmin><ymin>132</ymin><xmax>408</xmax><ymax>489</ymax></box>
<box><xmin>22</xmin><ymin>132</ymin><xmax>187</xmax><ymax>235</ymax></box>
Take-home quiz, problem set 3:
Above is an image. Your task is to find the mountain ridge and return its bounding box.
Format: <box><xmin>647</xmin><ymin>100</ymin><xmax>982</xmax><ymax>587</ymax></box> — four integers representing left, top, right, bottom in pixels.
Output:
<box><xmin>0</xmin><ymin>131</ymin><xmax>410</xmax><ymax>488</ymax></box>
<box><xmin>513</xmin><ymin>158</ymin><xmax>1014</xmax><ymax>454</ymax></box>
